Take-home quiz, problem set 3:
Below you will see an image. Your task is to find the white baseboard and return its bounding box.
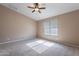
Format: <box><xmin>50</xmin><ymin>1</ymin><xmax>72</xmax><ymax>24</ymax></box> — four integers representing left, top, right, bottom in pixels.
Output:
<box><xmin>0</xmin><ymin>37</ymin><xmax>35</xmax><ymax>45</ymax></box>
<box><xmin>52</xmin><ymin>40</ymin><xmax>79</xmax><ymax>48</ymax></box>
<box><xmin>1</xmin><ymin>37</ymin><xmax>79</xmax><ymax>48</ymax></box>
<box><xmin>39</xmin><ymin>37</ymin><xmax>79</xmax><ymax>48</ymax></box>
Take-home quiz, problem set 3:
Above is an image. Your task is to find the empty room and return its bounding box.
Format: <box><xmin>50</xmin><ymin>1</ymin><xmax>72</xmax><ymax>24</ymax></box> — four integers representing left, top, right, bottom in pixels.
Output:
<box><xmin>0</xmin><ymin>3</ymin><xmax>79</xmax><ymax>56</ymax></box>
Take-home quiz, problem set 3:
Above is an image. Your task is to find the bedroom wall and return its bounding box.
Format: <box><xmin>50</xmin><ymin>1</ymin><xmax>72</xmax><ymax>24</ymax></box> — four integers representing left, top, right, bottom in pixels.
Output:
<box><xmin>37</xmin><ymin>10</ymin><xmax>79</xmax><ymax>46</ymax></box>
<box><xmin>0</xmin><ymin>5</ymin><xmax>37</xmax><ymax>43</ymax></box>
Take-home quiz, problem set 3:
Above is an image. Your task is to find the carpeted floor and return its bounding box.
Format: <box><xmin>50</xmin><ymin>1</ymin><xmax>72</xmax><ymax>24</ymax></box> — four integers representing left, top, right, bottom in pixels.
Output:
<box><xmin>0</xmin><ymin>38</ymin><xmax>79</xmax><ymax>56</ymax></box>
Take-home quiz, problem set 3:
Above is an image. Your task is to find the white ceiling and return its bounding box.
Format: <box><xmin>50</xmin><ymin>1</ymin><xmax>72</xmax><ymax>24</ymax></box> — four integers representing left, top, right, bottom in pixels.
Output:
<box><xmin>1</xmin><ymin>3</ymin><xmax>79</xmax><ymax>20</ymax></box>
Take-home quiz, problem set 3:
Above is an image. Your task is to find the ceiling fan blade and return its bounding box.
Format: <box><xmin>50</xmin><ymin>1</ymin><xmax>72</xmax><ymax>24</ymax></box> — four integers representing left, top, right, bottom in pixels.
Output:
<box><xmin>27</xmin><ymin>6</ymin><xmax>34</xmax><ymax>9</ymax></box>
<box><xmin>38</xmin><ymin>10</ymin><xmax>41</xmax><ymax>13</ymax></box>
<box><xmin>32</xmin><ymin>10</ymin><xmax>35</xmax><ymax>13</ymax></box>
<box><xmin>39</xmin><ymin>7</ymin><xmax>46</xmax><ymax>9</ymax></box>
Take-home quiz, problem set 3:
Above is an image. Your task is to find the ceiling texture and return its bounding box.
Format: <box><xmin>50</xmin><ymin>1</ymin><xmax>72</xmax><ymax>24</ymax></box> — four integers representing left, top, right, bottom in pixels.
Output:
<box><xmin>1</xmin><ymin>3</ymin><xmax>79</xmax><ymax>20</ymax></box>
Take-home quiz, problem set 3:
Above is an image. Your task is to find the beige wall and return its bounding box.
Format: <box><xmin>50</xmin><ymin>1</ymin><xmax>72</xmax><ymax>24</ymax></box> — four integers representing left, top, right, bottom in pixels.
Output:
<box><xmin>0</xmin><ymin>5</ymin><xmax>37</xmax><ymax>43</ymax></box>
<box><xmin>0</xmin><ymin>4</ymin><xmax>79</xmax><ymax>46</ymax></box>
<box><xmin>37</xmin><ymin>10</ymin><xmax>79</xmax><ymax>45</ymax></box>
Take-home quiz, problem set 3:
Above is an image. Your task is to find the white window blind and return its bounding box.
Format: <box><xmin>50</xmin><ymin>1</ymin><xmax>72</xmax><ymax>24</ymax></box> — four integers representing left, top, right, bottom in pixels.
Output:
<box><xmin>43</xmin><ymin>18</ymin><xmax>58</xmax><ymax>36</ymax></box>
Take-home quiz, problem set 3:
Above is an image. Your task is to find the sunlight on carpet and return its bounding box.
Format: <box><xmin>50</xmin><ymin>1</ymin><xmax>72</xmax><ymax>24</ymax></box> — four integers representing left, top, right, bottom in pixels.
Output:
<box><xmin>26</xmin><ymin>39</ymin><xmax>55</xmax><ymax>54</ymax></box>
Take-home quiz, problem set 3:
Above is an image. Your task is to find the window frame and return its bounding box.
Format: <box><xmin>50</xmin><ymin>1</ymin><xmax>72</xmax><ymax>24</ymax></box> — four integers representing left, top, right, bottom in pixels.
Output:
<box><xmin>43</xmin><ymin>18</ymin><xmax>58</xmax><ymax>36</ymax></box>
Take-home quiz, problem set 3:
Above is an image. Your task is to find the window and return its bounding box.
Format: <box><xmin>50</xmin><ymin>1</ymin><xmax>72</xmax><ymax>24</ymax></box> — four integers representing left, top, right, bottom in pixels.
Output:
<box><xmin>43</xmin><ymin>18</ymin><xmax>58</xmax><ymax>36</ymax></box>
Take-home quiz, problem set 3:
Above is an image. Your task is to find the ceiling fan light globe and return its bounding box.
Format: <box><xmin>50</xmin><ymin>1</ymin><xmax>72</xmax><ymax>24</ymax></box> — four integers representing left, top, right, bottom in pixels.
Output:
<box><xmin>35</xmin><ymin>8</ymin><xmax>39</xmax><ymax>11</ymax></box>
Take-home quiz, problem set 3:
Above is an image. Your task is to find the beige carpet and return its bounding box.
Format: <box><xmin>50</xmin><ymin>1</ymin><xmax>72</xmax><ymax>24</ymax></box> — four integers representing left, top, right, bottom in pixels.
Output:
<box><xmin>0</xmin><ymin>38</ymin><xmax>79</xmax><ymax>56</ymax></box>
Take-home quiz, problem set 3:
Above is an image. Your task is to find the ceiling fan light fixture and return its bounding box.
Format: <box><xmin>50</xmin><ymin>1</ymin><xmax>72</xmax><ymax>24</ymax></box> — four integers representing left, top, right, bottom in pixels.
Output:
<box><xmin>34</xmin><ymin>8</ymin><xmax>39</xmax><ymax>11</ymax></box>
<box><xmin>27</xmin><ymin>3</ymin><xmax>46</xmax><ymax>13</ymax></box>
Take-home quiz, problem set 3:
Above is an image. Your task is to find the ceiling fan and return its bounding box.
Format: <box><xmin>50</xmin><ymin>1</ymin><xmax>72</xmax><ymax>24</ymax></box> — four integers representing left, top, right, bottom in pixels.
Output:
<box><xmin>27</xmin><ymin>3</ymin><xmax>46</xmax><ymax>13</ymax></box>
